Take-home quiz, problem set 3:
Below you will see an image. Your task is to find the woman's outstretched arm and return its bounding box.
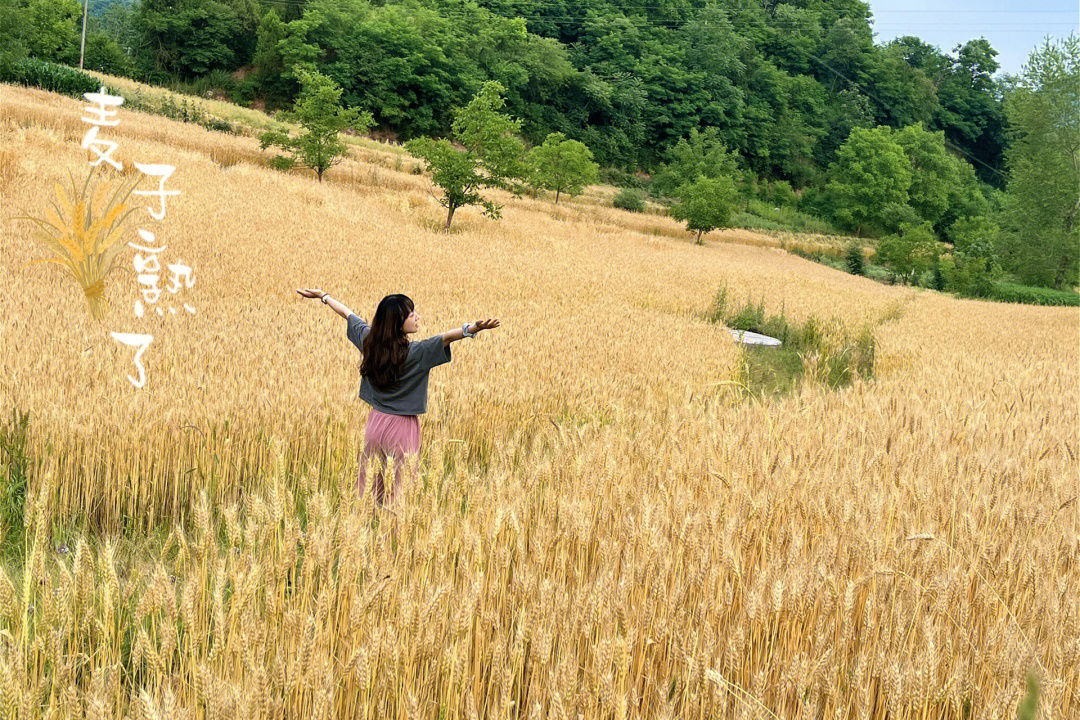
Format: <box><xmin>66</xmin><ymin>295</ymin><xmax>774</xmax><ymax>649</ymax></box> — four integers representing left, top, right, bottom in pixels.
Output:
<box><xmin>296</xmin><ymin>287</ymin><xmax>358</xmax><ymax>321</ymax></box>
<box><xmin>441</xmin><ymin>318</ymin><xmax>500</xmax><ymax>346</ymax></box>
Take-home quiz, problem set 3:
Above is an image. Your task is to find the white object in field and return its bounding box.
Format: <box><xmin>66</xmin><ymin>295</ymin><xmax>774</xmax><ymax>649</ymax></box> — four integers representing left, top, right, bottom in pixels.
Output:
<box><xmin>728</xmin><ymin>328</ymin><xmax>782</xmax><ymax>347</ymax></box>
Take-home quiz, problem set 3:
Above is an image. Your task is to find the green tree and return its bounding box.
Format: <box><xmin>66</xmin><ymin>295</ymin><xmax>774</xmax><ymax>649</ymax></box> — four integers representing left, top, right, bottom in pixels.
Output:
<box><xmin>941</xmin><ymin>214</ymin><xmax>1001</xmax><ymax>297</ymax></box>
<box><xmin>451</xmin><ymin>80</ymin><xmax>528</xmax><ymax>194</ymax></box>
<box><xmin>136</xmin><ymin>0</ymin><xmax>241</xmax><ymax>78</ymax></box>
<box><xmin>257</xmin><ymin>68</ymin><xmax>374</xmax><ymax>183</ymax></box>
<box><xmin>999</xmin><ymin>36</ymin><xmax>1080</xmax><ymax>289</ymax></box>
<box><xmin>406</xmin><ymin>137</ymin><xmax>498</xmax><ymax>230</ymax></box>
<box><xmin>825</xmin><ymin>126</ymin><xmax>913</xmax><ymax>237</ymax></box>
<box><xmin>941</xmin><ymin>154</ymin><xmax>990</xmax><ymax>242</ymax></box>
<box><xmin>406</xmin><ymin>81</ymin><xmax>527</xmax><ymax>230</ymax></box>
<box><xmin>652</xmin><ymin>127</ymin><xmax>742</xmax><ymax>200</ymax></box>
<box><xmin>278</xmin><ymin>8</ymin><xmax>322</xmax><ymax>84</ymax></box>
<box><xmin>84</xmin><ymin>30</ymin><xmax>135</xmax><ymax>76</ymax></box>
<box><xmin>669</xmin><ymin>175</ymin><xmax>737</xmax><ymax>245</ymax></box>
<box><xmin>526</xmin><ymin>132</ymin><xmax>599</xmax><ymax>204</ymax></box>
<box><xmin>252</xmin><ymin>8</ymin><xmax>290</xmax><ymax>107</ymax></box>
<box><xmin>867</xmin><ymin>43</ymin><xmax>938</xmax><ymax>129</ymax></box>
<box><xmin>937</xmin><ymin>39</ymin><xmax>1008</xmax><ymax>185</ymax></box>
<box><xmin>877</xmin><ymin>221</ymin><xmax>940</xmax><ymax>285</ymax></box>
<box><xmin>0</xmin><ymin>2</ymin><xmax>30</xmax><ymax>61</ymax></box>
<box><xmin>894</xmin><ymin>123</ymin><xmax>952</xmax><ymax>230</ymax></box>
<box><xmin>19</xmin><ymin>0</ymin><xmax>1012</xmax><ymax>198</ymax></box>
<box><xmin>37</xmin><ymin>0</ymin><xmax>81</xmax><ymax>62</ymax></box>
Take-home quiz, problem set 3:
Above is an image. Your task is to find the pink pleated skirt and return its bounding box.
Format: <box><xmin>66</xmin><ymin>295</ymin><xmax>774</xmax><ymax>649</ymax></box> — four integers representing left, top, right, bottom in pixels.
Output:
<box><xmin>357</xmin><ymin>409</ymin><xmax>421</xmax><ymax>504</ymax></box>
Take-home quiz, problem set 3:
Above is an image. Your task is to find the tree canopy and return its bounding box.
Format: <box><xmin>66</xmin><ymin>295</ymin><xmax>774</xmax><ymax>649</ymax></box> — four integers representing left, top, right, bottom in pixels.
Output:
<box><xmin>526</xmin><ymin>132</ymin><xmax>599</xmax><ymax>204</ymax></box>
<box><xmin>670</xmin><ymin>175</ymin><xmax>738</xmax><ymax>244</ymax></box>
<box><xmin>997</xmin><ymin>36</ymin><xmax>1080</xmax><ymax>289</ymax></box>
<box><xmin>405</xmin><ymin>81</ymin><xmax>526</xmax><ymax>230</ymax></box>
<box><xmin>257</xmin><ymin>68</ymin><xmax>374</xmax><ymax>182</ymax></box>
<box><xmin>3</xmin><ymin>0</ymin><xmax>1011</xmax><ymax>186</ymax></box>
<box><xmin>651</xmin><ymin>127</ymin><xmax>742</xmax><ymax>200</ymax></box>
<box><xmin>824</xmin><ymin>126</ymin><xmax>912</xmax><ymax>237</ymax></box>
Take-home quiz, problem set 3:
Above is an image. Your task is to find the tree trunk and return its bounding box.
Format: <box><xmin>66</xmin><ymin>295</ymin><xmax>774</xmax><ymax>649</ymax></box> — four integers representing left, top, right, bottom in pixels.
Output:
<box><xmin>317</xmin><ymin>169</ymin><xmax>323</xmax><ymax>183</ymax></box>
<box><xmin>445</xmin><ymin>205</ymin><xmax>456</xmax><ymax>231</ymax></box>
<box><xmin>555</xmin><ymin>189</ymin><xmax>561</xmax><ymax>204</ymax></box>
<box><xmin>696</xmin><ymin>229</ymin><xmax>703</xmax><ymax>245</ymax></box>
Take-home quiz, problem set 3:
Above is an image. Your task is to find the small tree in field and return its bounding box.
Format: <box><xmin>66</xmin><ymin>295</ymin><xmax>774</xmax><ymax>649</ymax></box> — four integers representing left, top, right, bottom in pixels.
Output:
<box><xmin>877</xmin><ymin>220</ymin><xmax>941</xmax><ymax>285</ymax></box>
<box><xmin>258</xmin><ymin>68</ymin><xmax>374</xmax><ymax>183</ymax></box>
<box><xmin>526</xmin><ymin>132</ymin><xmax>599</xmax><ymax>204</ymax></box>
<box><xmin>404</xmin><ymin>136</ymin><xmax>503</xmax><ymax>229</ymax></box>
<box><xmin>406</xmin><ymin>81</ymin><xmax>527</xmax><ymax>230</ymax></box>
<box><xmin>670</xmin><ymin>175</ymin><xmax>737</xmax><ymax>244</ymax></box>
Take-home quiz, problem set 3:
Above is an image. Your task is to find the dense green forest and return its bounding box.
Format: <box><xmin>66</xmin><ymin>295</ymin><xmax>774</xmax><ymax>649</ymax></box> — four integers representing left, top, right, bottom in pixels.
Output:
<box><xmin>2</xmin><ymin>0</ymin><xmax>1077</xmax><ymax>292</ymax></box>
<box><xmin>1</xmin><ymin>0</ymin><xmax>1007</xmax><ymax>181</ymax></box>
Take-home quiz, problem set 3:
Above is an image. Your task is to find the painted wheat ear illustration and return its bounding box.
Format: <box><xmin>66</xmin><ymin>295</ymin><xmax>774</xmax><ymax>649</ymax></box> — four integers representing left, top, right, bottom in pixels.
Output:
<box><xmin>16</xmin><ymin>164</ymin><xmax>142</xmax><ymax>322</ymax></box>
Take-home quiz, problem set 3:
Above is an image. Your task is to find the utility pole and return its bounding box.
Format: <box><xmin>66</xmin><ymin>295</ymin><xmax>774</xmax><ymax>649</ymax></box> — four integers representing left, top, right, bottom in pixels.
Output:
<box><xmin>79</xmin><ymin>0</ymin><xmax>89</xmax><ymax>69</ymax></box>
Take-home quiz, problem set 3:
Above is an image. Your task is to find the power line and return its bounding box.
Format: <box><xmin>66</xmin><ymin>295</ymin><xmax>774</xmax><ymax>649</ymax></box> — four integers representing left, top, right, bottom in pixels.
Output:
<box><xmin>252</xmin><ymin>3</ymin><xmax>1076</xmax><ymax>32</ymax></box>
<box><xmin>256</xmin><ymin>0</ymin><xmax>1072</xmax><ymax>11</ymax></box>
<box><xmin>802</xmin><ymin>51</ymin><xmax>1008</xmax><ymax>182</ymax></box>
<box><xmin>253</xmin><ymin>0</ymin><xmax>1015</xmax><ymax>179</ymax></box>
<box><xmin>254</xmin><ymin>0</ymin><xmax>1079</xmax><ymax>26</ymax></box>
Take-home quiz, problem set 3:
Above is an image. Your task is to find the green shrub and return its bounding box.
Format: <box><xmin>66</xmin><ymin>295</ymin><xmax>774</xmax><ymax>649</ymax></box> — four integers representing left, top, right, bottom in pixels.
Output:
<box><xmin>202</xmin><ymin>117</ymin><xmax>236</xmax><ymax>133</ymax></box>
<box><xmin>268</xmin><ymin>155</ymin><xmax>296</xmax><ymax>171</ymax></box>
<box><xmin>796</xmin><ymin>184</ymin><xmax>827</xmax><ymax>216</ymax></box>
<box><xmin>949</xmin><ymin>215</ymin><xmax>1000</xmax><ymax>271</ymax></box>
<box><xmin>612</xmin><ymin>188</ymin><xmax>645</xmax><ymax>212</ymax></box>
<box><xmin>230</xmin><ymin>76</ymin><xmax>260</xmax><ymax>105</ymax></box>
<box><xmin>876</xmin><ymin>221</ymin><xmax>941</xmax><ymax>285</ymax></box>
<box><xmin>85</xmin><ymin>32</ymin><xmax>135</xmax><ymax>77</ymax></box>
<box><xmin>819</xmin><ymin>254</ymin><xmax>848</xmax><ymax>273</ymax></box>
<box><xmin>931</xmin><ymin>263</ymin><xmax>945</xmax><ymax>291</ymax></box>
<box><xmin>987</xmin><ymin>282</ymin><xmax>1080</xmax><ymax>306</ymax></box>
<box><xmin>0</xmin><ymin>406</ymin><xmax>32</xmax><ymax>556</ymax></box>
<box><xmin>141</xmin><ymin>92</ymin><xmax>236</xmax><ymax>134</ymax></box>
<box><xmin>707</xmin><ymin>284</ymin><xmax>876</xmax><ymax>399</ymax></box>
<box><xmin>600</xmin><ymin>167</ymin><xmax>648</xmax><ymax>191</ymax></box>
<box><xmin>739</xmin><ymin>198</ymin><xmax>837</xmax><ymax>235</ymax></box>
<box><xmin>787</xmin><ymin>245</ymin><xmax>847</xmax><ymax>273</ymax></box>
<box><xmin>941</xmin><ymin>255</ymin><xmax>995</xmax><ymax>297</ymax></box>
<box><xmin>205</xmin><ymin>68</ymin><xmax>238</xmax><ymax>94</ymax></box>
<box><xmin>0</xmin><ymin>56</ymin><xmax>105</xmax><ymax>98</ymax></box>
<box><xmin>863</xmin><ymin>263</ymin><xmax>892</xmax><ymax>282</ymax></box>
<box><xmin>729</xmin><ymin>297</ymin><xmax>766</xmax><ymax>332</ymax></box>
<box><xmin>707</xmin><ymin>283</ymin><xmax>729</xmax><ymax>324</ymax></box>
<box><xmin>770</xmin><ymin>179</ymin><xmax>796</xmax><ymax>206</ymax></box>
<box><xmin>845</xmin><ymin>240</ymin><xmax>866</xmax><ymax>275</ymax></box>
<box><xmin>161</xmin><ymin>94</ymin><xmax>201</xmax><ymax>123</ymax></box>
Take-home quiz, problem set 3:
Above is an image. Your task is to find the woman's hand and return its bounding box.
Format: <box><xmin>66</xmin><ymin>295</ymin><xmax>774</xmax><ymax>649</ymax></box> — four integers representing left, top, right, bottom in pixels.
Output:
<box><xmin>470</xmin><ymin>318</ymin><xmax>500</xmax><ymax>333</ymax></box>
<box><xmin>297</xmin><ymin>287</ymin><xmax>326</xmax><ymax>300</ymax></box>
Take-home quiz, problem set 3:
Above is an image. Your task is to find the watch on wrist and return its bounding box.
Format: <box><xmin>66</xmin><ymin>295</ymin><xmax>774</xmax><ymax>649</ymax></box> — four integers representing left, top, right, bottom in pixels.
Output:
<box><xmin>321</xmin><ymin>294</ymin><xmax>330</xmax><ymax>304</ymax></box>
<box><xmin>462</xmin><ymin>323</ymin><xmax>475</xmax><ymax>338</ymax></box>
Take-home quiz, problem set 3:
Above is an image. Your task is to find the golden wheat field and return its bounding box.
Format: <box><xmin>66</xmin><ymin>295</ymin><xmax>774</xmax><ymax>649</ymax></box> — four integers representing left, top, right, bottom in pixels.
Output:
<box><xmin>0</xmin><ymin>82</ymin><xmax>1078</xmax><ymax>720</ymax></box>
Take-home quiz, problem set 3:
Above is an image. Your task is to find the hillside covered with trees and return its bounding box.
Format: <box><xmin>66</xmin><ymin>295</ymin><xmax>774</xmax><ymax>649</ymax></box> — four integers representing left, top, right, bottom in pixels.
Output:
<box><xmin>1</xmin><ymin>0</ymin><xmax>1007</xmax><ymax>181</ymax></box>
<box><xmin>2</xmin><ymin>0</ymin><xmax>1076</xmax><ymax>293</ymax></box>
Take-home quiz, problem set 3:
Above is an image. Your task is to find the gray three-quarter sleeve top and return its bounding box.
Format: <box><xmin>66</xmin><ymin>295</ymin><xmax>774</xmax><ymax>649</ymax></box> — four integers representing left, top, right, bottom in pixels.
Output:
<box><xmin>346</xmin><ymin>312</ymin><xmax>452</xmax><ymax>415</ymax></box>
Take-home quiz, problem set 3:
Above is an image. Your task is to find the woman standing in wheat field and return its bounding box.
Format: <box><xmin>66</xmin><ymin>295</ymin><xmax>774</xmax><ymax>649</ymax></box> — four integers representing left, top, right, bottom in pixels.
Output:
<box><xmin>298</xmin><ymin>287</ymin><xmax>500</xmax><ymax>506</ymax></box>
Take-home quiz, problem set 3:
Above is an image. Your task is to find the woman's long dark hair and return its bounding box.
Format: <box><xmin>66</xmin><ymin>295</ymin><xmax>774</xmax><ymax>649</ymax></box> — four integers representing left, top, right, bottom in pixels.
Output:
<box><xmin>360</xmin><ymin>294</ymin><xmax>414</xmax><ymax>389</ymax></box>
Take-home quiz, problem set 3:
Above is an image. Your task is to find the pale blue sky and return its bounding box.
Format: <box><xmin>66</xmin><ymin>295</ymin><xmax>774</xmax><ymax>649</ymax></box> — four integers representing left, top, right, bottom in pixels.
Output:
<box><xmin>867</xmin><ymin>1</ymin><xmax>1078</xmax><ymax>76</ymax></box>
